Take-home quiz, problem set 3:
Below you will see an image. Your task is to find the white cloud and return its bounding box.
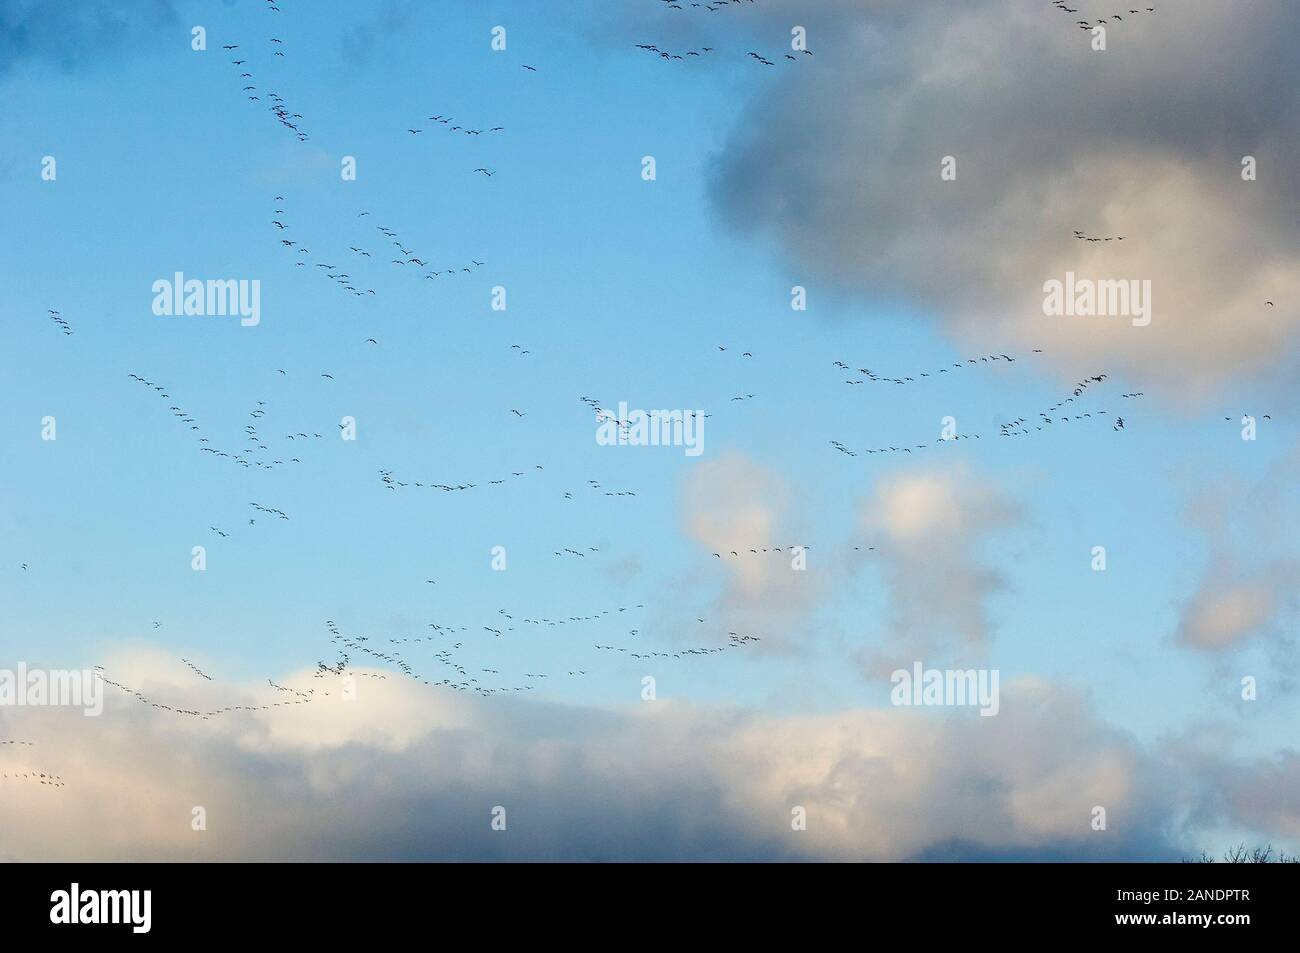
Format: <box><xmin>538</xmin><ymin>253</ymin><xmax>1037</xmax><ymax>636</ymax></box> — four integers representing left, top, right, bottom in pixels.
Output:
<box><xmin>678</xmin><ymin>451</ymin><xmax>823</xmax><ymax>647</ymax></box>
<box><xmin>1176</xmin><ymin>569</ymin><xmax>1292</xmax><ymax>651</ymax></box>
<box><xmin>859</xmin><ymin>466</ymin><xmax>1020</xmax><ymax>671</ymax></box>
<box><xmin>1174</xmin><ymin>447</ymin><xmax>1300</xmax><ymax>655</ymax></box>
<box><xmin>0</xmin><ymin>651</ymin><xmax>1244</xmax><ymax>861</ymax></box>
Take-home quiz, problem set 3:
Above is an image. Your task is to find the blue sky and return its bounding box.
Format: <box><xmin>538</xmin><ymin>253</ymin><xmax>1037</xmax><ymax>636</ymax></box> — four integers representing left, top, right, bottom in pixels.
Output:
<box><xmin>1</xmin><ymin>0</ymin><xmax>1297</xmax><ymax>861</ymax></box>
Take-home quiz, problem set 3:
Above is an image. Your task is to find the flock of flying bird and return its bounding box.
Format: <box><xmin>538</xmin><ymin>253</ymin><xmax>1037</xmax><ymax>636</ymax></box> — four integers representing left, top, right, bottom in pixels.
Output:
<box><xmin>46</xmin><ymin>310</ymin><xmax>73</xmax><ymax>336</ymax></box>
<box><xmin>273</xmin><ymin>197</ymin><xmax>487</xmax><ymax>298</ymax></box>
<box><xmin>222</xmin><ymin>33</ymin><xmax>309</xmax><ymax>143</ymax></box>
<box><xmin>10</xmin><ymin>0</ymin><xmax>1286</xmax><ymax>799</ymax></box>
<box><xmin>0</xmin><ymin>740</ymin><xmax>54</xmax><ymax>788</ymax></box>
<box><xmin>0</xmin><ymin>740</ymin><xmax>65</xmax><ymax>790</ymax></box>
<box><xmin>1049</xmin><ymin>1</ymin><xmax>1158</xmax><ymax>31</ymax></box>
<box><xmin>657</xmin><ymin>0</ymin><xmax>766</xmax><ymax>13</ymax></box>
<box><xmin>126</xmin><ymin>372</ymin><xmax>325</xmax><ymax>474</ymax></box>
<box><xmin>406</xmin><ymin>114</ymin><xmax>505</xmax><ymax>138</ymax></box>
<box><xmin>833</xmin><ymin>349</ymin><xmax>1033</xmax><ymax>387</ymax></box>
<box><xmin>635</xmin><ymin>42</ymin><xmax>813</xmax><ymax>66</ymax></box>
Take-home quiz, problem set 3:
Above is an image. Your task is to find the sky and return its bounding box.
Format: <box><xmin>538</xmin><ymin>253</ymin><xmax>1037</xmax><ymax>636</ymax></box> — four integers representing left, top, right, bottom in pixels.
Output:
<box><xmin>0</xmin><ymin>0</ymin><xmax>1297</xmax><ymax>861</ymax></box>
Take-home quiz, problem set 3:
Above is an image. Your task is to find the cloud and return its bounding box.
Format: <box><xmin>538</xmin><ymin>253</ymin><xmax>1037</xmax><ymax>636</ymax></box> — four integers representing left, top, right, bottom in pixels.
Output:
<box><xmin>0</xmin><ymin>0</ymin><xmax>183</xmax><ymax>80</ymax></box>
<box><xmin>708</xmin><ymin>0</ymin><xmax>1300</xmax><ymax>400</ymax></box>
<box><xmin>336</xmin><ymin>0</ymin><xmax>413</xmax><ymax>72</ymax></box>
<box><xmin>678</xmin><ymin>451</ymin><xmax>822</xmax><ymax>646</ymax></box>
<box><xmin>1215</xmin><ymin>751</ymin><xmax>1300</xmax><ymax>842</ymax></box>
<box><xmin>858</xmin><ymin>466</ymin><xmax>1020</xmax><ymax>671</ymax></box>
<box><xmin>683</xmin><ymin>451</ymin><xmax>789</xmax><ymax>596</ymax></box>
<box><xmin>1174</xmin><ymin>444</ymin><xmax>1300</xmax><ymax>655</ymax></box>
<box><xmin>0</xmin><ymin>649</ymin><xmax>1257</xmax><ymax>861</ymax></box>
<box><xmin>1176</xmin><ymin>563</ymin><xmax>1297</xmax><ymax>652</ymax></box>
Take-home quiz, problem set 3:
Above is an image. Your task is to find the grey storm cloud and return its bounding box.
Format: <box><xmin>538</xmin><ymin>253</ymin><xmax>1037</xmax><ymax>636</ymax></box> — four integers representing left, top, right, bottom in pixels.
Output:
<box><xmin>703</xmin><ymin>0</ymin><xmax>1300</xmax><ymax>401</ymax></box>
